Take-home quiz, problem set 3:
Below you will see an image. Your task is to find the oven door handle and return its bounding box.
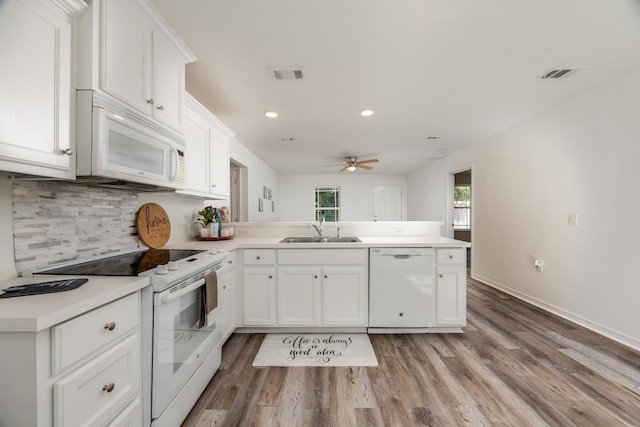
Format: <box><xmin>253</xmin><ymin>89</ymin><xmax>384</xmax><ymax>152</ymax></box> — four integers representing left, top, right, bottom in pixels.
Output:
<box><xmin>159</xmin><ymin>278</ymin><xmax>205</xmax><ymax>304</ymax></box>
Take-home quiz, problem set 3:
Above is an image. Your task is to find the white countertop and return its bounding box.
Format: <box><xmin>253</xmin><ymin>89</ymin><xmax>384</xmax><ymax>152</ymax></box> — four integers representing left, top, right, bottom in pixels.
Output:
<box><xmin>0</xmin><ymin>275</ymin><xmax>149</xmax><ymax>332</ymax></box>
<box><xmin>166</xmin><ymin>235</ymin><xmax>471</xmax><ymax>251</ymax></box>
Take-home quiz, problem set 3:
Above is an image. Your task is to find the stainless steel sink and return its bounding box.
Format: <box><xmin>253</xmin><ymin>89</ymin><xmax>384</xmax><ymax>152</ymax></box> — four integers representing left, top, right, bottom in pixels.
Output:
<box><xmin>279</xmin><ymin>236</ymin><xmax>362</xmax><ymax>243</ymax></box>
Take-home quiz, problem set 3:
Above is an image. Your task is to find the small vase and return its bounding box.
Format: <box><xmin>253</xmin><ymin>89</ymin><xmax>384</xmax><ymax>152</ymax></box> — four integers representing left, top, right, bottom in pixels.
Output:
<box><xmin>200</xmin><ymin>227</ymin><xmax>210</xmax><ymax>238</ymax></box>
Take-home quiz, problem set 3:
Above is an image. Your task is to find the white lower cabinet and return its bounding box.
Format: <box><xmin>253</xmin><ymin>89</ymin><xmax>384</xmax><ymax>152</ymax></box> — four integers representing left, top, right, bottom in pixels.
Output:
<box><xmin>322</xmin><ymin>267</ymin><xmax>368</xmax><ymax>326</ymax></box>
<box><xmin>0</xmin><ymin>291</ymin><xmax>144</xmax><ymax>427</ymax></box>
<box><xmin>435</xmin><ymin>249</ymin><xmax>467</xmax><ymax>327</ymax></box>
<box><xmin>277</xmin><ymin>267</ymin><xmax>322</xmax><ymax>326</ymax></box>
<box><xmin>243</xmin><ymin>267</ymin><xmax>277</xmax><ymax>326</ymax></box>
<box><xmin>241</xmin><ymin>248</ymin><xmax>368</xmax><ymax>328</ymax></box>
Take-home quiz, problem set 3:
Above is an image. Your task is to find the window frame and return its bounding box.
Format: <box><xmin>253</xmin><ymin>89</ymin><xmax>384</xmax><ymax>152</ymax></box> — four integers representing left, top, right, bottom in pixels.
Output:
<box><xmin>314</xmin><ymin>186</ymin><xmax>340</xmax><ymax>222</ymax></box>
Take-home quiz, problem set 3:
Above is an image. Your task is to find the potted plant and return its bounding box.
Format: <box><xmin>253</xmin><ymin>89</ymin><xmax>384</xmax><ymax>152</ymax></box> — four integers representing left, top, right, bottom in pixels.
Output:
<box><xmin>196</xmin><ymin>206</ymin><xmax>216</xmax><ymax>237</ymax></box>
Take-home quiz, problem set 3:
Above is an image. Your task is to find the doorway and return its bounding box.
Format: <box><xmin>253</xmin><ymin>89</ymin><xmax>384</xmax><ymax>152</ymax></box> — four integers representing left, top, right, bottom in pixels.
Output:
<box><xmin>448</xmin><ymin>167</ymin><xmax>472</xmax><ymax>268</ymax></box>
<box><xmin>229</xmin><ymin>160</ymin><xmax>248</xmax><ymax>222</ymax></box>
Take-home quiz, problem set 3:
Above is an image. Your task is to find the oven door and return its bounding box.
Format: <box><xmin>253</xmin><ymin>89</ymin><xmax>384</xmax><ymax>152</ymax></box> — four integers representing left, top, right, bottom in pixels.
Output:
<box><xmin>151</xmin><ymin>266</ymin><xmax>225</xmax><ymax>418</ymax></box>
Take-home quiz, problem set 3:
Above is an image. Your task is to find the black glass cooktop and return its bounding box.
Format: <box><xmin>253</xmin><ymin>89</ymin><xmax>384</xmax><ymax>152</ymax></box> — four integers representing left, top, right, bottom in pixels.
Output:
<box><xmin>40</xmin><ymin>249</ymin><xmax>204</xmax><ymax>276</ymax></box>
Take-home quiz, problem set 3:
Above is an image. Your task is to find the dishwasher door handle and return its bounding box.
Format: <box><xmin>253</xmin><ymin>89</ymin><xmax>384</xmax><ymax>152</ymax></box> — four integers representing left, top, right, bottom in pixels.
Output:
<box><xmin>392</xmin><ymin>254</ymin><xmax>412</xmax><ymax>259</ymax></box>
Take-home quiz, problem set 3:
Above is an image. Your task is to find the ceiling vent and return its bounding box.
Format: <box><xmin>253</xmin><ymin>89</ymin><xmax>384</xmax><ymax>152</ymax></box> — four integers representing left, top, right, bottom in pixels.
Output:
<box><xmin>539</xmin><ymin>68</ymin><xmax>580</xmax><ymax>79</ymax></box>
<box><xmin>270</xmin><ymin>67</ymin><xmax>304</xmax><ymax>81</ymax></box>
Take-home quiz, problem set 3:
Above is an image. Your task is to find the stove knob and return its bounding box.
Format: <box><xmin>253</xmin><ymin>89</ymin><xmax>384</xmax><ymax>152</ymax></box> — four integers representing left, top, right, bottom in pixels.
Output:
<box><xmin>167</xmin><ymin>261</ymin><xmax>178</xmax><ymax>271</ymax></box>
<box><xmin>156</xmin><ymin>264</ymin><xmax>169</xmax><ymax>275</ymax></box>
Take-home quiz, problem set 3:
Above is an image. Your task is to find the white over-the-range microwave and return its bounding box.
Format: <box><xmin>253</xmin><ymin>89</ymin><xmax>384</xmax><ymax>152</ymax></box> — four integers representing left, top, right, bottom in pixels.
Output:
<box><xmin>75</xmin><ymin>90</ymin><xmax>185</xmax><ymax>189</ymax></box>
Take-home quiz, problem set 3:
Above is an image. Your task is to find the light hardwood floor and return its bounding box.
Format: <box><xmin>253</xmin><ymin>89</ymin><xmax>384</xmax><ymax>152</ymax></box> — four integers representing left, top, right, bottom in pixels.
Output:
<box><xmin>182</xmin><ymin>278</ymin><xmax>640</xmax><ymax>426</ymax></box>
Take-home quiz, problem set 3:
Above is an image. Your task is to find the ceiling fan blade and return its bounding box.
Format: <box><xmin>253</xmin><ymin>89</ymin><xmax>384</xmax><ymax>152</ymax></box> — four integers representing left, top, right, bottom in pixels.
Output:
<box><xmin>358</xmin><ymin>164</ymin><xmax>374</xmax><ymax>170</ymax></box>
<box><xmin>357</xmin><ymin>158</ymin><xmax>379</xmax><ymax>164</ymax></box>
<box><xmin>338</xmin><ymin>166</ymin><xmax>348</xmax><ymax>173</ymax></box>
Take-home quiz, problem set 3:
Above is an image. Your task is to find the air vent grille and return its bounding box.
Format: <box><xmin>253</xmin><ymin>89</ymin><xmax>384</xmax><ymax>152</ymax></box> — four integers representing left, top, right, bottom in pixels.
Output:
<box><xmin>540</xmin><ymin>68</ymin><xmax>579</xmax><ymax>79</ymax></box>
<box><xmin>270</xmin><ymin>67</ymin><xmax>304</xmax><ymax>81</ymax></box>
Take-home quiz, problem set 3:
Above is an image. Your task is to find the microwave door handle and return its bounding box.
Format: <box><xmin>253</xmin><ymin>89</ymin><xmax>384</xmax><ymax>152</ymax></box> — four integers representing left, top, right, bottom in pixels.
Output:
<box><xmin>169</xmin><ymin>147</ymin><xmax>178</xmax><ymax>180</ymax></box>
<box><xmin>159</xmin><ymin>278</ymin><xmax>205</xmax><ymax>304</ymax></box>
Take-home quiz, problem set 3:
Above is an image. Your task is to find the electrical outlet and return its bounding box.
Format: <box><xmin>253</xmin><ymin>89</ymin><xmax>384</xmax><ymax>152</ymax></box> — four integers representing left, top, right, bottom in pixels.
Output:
<box><xmin>568</xmin><ymin>213</ymin><xmax>578</xmax><ymax>227</ymax></box>
<box><xmin>392</xmin><ymin>227</ymin><xmax>403</xmax><ymax>234</ymax></box>
<box><xmin>534</xmin><ymin>259</ymin><xmax>543</xmax><ymax>273</ymax></box>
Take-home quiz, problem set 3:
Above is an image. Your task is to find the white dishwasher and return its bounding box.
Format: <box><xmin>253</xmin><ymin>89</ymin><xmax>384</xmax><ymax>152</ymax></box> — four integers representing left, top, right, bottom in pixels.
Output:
<box><xmin>369</xmin><ymin>248</ymin><xmax>435</xmax><ymax>329</ymax></box>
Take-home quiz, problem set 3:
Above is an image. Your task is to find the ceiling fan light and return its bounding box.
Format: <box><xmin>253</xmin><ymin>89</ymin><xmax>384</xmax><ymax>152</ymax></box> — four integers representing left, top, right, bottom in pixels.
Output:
<box><xmin>265</xmin><ymin>111</ymin><xmax>279</xmax><ymax>118</ymax></box>
<box><xmin>360</xmin><ymin>109</ymin><xmax>374</xmax><ymax>117</ymax></box>
<box><xmin>346</xmin><ymin>165</ymin><xmax>357</xmax><ymax>172</ymax></box>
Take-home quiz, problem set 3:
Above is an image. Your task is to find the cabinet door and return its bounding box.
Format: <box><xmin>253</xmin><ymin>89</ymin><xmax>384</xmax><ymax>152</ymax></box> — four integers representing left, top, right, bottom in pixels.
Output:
<box><xmin>183</xmin><ymin>108</ymin><xmax>210</xmax><ymax>194</ymax></box>
<box><xmin>243</xmin><ymin>268</ymin><xmax>276</xmax><ymax>326</ymax></box>
<box><xmin>101</xmin><ymin>0</ymin><xmax>151</xmax><ymax>114</ymax></box>
<box><xmin>0</xmin><ymin>0</ymin><xmax>74</xmax><ymax>178</ymax></box>
<box><xmin>209</xmin><ymin>128</ymin><xmax>230</xmax><ymax>198</ymax></box>
<box><xmin>278</xmin><ymin>267</ymin><xmax>321</xmax><ymax>326</ymax></box>
<box><xmin>322</xmin><ymin>267</ymin><xmax>368</xmax><ymax>326</ymax></box>
<box><xmin>435</xmin><ymin>266</ymin><xmax>467</xmax><ymax>326</ymax></box>
<box><xmin>152</xmin><ymin>33</ymin><xmax>184</xmax><ymax>132</ymax></box>
<box><xmin>221</xmin><ymin>255</ymin><xmax>236</xmax><ymax>342</ymax></box>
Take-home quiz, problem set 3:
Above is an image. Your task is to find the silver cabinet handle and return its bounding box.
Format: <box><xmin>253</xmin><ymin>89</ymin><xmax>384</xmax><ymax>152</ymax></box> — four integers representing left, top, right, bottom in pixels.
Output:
<box><xmin>449</xmin><ymin>254</ymin><xmax>454</xmax><ymax>259</ymax></box>
<box><xmin>439</xmin><ymin>274</ymin><xmax>444</xmax><ymax>278</ymax></box>
<box><xmin>102</xmin><ymin>383</ymin><xmax>115</xmax><ymax>393</ymax></box>
<box><xmin>146</xmin><ymin>98</ymin><xmax>154</xmax><ymax>105</ymax></box>
<box><xmin>268</xmin><ymin>275</ymin><xmax>273</xmax><ymax>279</ymax></box>
<box><xmin>157</xmin><ymin>105</ymin><xmax>164</xmax><ymax>111</ymax></box>
<box><xmin>314</xmin><ymin>275</ymin><xmax>318</xmax><ymax>278</ymax></box>
<box><xmin>104</xmin><ymin>322</ymin><xmax>116</xmax><ymax>331</ymax></box>
<box><xmin>324</xmin><ymin>275</ymin><xmax>328</xmax><ymax>279</ymax></box>
<box><xmin>60</xmin><ymin>148</ymin><xmax>73</xmax><ymax>156</ymax></box>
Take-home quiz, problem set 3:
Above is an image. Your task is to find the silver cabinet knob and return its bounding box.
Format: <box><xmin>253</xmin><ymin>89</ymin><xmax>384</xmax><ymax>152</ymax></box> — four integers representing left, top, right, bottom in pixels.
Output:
<box><xmin>439</xmin><ymin>274</ymin><xmax>444</xmax><ymax>278</ymax></box>
<box><xmin>268</xmin><ymin>275</ymin><xmax>273</xmax><ymax>279</ymax></box>
<box><xmin>146</xmin><ymin>98</ymin><xmax>154</xmax><ymax>105</ymax></box>
<box><xmin>157</xmin><ymin>105</ymin><xmax>164</xmax><ymax>111</ymax></box>
<box><xmin>256</xmin><ymin>256</ymin><xmax>261</xmax><ymax>260</ymax></box>
<box><xmin>314</xmin><ymin>275</ymin><xmax>318</xmax><ymax>278</ymax></box>
<box><xmin>102</xmin><ymin>383</ymin><xmax>115</xmax><ymax>393</ymax></box>
<box><xmin>449</xmin><ymin>254</ymin><xmax>454</xmax><ymax>259</ymax></box>
<box><xmin>104</xmin><ymin>322</ymin><xmax>116</xmax><ymax>331</ymax></box>
<box><xmin>60</xmin><ymin>148</ymin><xmax>73</xmax><ymax>156</ymax></box>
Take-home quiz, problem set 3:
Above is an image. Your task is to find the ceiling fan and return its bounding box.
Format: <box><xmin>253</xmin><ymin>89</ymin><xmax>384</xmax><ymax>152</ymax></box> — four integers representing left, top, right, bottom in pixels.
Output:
<box><xmin>324</xmin><ymin>156</ymin><xmax>379</xmax><ymax>172</ymax></box>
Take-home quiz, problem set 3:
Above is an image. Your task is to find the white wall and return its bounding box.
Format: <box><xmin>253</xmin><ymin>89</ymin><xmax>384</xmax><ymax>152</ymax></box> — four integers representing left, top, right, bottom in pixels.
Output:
<box><xmin>408</xmin><ymin>67</ymin><xmax>640</xmax><ymax>350</ymax></box>
<box><xmin>206</xmin><ymin>137</ymin><xmax>279</xmax><ymax>222</ymax></box>
<box><xmin>278</xmin><ymin>174</ymin><xmax>407</xmax><ymax>222</ymax></box>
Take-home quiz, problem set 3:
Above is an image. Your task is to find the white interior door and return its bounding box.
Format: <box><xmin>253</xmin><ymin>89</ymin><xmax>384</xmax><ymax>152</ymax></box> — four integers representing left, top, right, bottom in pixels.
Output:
<box><xmin>373</xmin><ymin>186</ymin><xmax>402</xmax><ymax>221</ymax></box>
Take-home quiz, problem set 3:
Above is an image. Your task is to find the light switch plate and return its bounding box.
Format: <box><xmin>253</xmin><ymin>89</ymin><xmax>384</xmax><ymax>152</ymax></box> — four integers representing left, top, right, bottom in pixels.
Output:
<box><xmin>568</xmin><ymin>213</ymin><xmax>578</xmax><ymax>226</ymax></box>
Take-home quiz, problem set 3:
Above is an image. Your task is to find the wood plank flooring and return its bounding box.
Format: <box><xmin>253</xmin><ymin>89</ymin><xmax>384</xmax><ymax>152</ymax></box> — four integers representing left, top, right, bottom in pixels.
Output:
<box><xmin>182</xmin><ymin>278</ymin><xmax>640</xmax><ymax>426</ymax></box>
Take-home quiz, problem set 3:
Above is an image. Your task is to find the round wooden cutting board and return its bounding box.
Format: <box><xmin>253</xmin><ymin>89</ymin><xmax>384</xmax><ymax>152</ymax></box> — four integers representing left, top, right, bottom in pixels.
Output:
<box><xmin>137</xmin><ymin>203</ymin><xmax>171</xmax><ymax>248</ymax></box>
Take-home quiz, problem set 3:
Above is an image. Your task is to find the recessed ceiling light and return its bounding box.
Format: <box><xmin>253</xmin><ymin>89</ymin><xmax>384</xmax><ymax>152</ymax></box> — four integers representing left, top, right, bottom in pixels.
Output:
<box><xmin>265</xmin><ymin>111</ymin><xmax>279</xmax><ymax>118</ymax></box>
<box><xmin>360</xmin><ymin>109</ymin><xmax>374</xmax><ymax>117</ymax></box>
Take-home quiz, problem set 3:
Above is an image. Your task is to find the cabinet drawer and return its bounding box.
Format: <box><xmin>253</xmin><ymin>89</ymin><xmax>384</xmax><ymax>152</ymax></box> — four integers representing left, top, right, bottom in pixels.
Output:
<box><xmin>54</xmin><ymin>333</ymin><xmax>140</xmax><ymax>427</ymax></box>
<box><xmin>51</xmin><ymin>292</ymin><xmax>140</xmax><ymax>375</ymax></box>
<box><xmin>243</xmin><ymin>249</ymin><xmax>276</xmax><ymax>265</ymax></box>
<box><xmin>436</xmin><ymin>248</ymin><xmax>466</xmax><ymax>265</ymax></box>
<box><xmin>106</xmin><ymin>397</ymin><xmax>142</xmax><ymax>427</ymax></box>
<box><xmin>278</xmin><ymin>249</ymin><xmax>367</xmax><ymax>265</ymax></box>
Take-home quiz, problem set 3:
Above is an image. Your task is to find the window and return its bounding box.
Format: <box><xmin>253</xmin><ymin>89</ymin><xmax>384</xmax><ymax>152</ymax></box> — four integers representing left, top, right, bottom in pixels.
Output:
<box><xmin>315</xmin><ymin>186</ymin><xmax>340</xmax><ymax>222</ymax></box>
<box><xmin>453</xmin><ymin>185</ymin><xmax>471</xmax><ymax>230</ymax></box>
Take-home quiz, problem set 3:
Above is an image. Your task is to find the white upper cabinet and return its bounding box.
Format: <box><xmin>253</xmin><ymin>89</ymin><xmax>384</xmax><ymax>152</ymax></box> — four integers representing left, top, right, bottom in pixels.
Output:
<box><xmin>180</xmin><ymin>93</ymin><xmax>234</xmax><ymax>199</ymax></box>
<box><xmin>77</xmin><ymin>0</ymin><xmax>195</xmax><ymax>135</ymax></box>
<box><xmin>0</xmin><ymin>0</ymin><xmax>85</xmax><ymax>179</ymax></box>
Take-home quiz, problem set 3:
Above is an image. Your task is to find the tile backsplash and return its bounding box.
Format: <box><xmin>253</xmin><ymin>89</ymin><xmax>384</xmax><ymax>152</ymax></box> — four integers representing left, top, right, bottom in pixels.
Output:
<box><xmin>12</xmin><ymin>180</ymin><xmax>144</xmax><ymax>274</ymax></box>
